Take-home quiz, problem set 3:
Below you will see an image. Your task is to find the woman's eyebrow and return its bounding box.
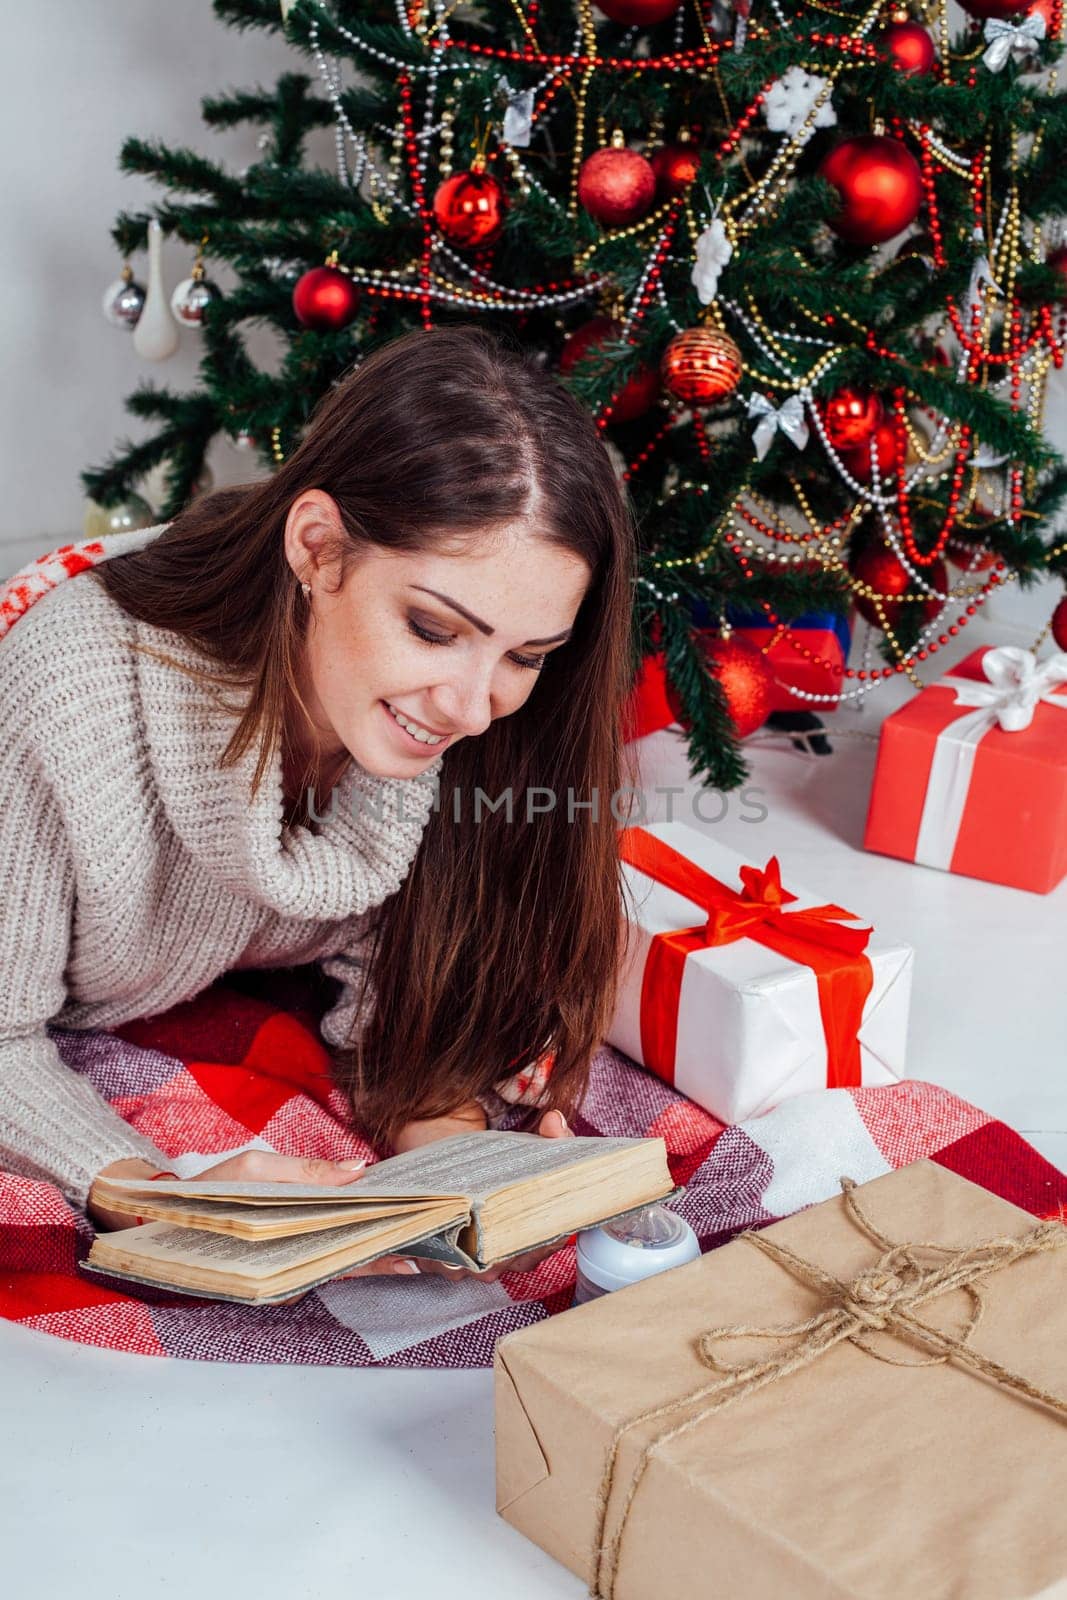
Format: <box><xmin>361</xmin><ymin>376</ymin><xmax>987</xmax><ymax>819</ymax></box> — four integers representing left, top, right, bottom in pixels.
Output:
<box><xmin>407</xmin><ymin>585</ymin><xmax>573</xmax><ymax>646</ymax></box>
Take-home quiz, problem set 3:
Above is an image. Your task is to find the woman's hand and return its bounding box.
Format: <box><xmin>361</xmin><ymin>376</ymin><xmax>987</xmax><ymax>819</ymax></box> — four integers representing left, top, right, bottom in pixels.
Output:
<box><xmin>88</xmin><ymin>1151</ymin><xmax>424</xmax><ymax>1280</ymax></box>
<box><xmin>391</xmin><ymin>1106</ymin><xmax>577</xmax><ymax>1284</ymax></box>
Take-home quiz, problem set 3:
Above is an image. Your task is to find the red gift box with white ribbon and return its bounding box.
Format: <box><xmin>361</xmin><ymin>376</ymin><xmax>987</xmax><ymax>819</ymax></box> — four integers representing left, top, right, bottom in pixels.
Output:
<box><xmin>606</xmin><ymin>821</ymin><xmax>913</xmax><ymax>1124</ymax></box>
<box><xmin>864</xmin><ymin>645</ymin><xmax>1067</xmax><ymax>895</ymax></box>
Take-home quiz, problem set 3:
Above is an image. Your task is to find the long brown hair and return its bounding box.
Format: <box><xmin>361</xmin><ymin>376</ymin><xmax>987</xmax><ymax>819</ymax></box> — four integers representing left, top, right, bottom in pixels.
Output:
<box><xmin>93</xmin><ymin>325</ymin><xmax>641</xmax><ymax>1149</ymax></box>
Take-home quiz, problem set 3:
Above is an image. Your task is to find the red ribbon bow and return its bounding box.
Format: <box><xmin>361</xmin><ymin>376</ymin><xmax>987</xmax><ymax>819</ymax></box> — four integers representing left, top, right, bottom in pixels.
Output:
<box><xmin>619</xmin><ymin>828</ymin><xmax>874</xmax><ymax>1093</ymax></box>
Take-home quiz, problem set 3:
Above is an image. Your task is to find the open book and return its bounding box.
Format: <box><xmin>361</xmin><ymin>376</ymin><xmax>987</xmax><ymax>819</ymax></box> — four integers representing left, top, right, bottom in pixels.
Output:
<box><xmin>83</xmin><ymin>1130</ymin><xmax>682</xmax><ymax>1304</ymax></box>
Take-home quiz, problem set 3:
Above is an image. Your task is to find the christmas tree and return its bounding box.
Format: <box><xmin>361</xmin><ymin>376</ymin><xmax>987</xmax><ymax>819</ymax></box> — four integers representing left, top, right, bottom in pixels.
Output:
<box><xmin>87</xmin><ymin>0</ymin><xmax>1067</xmax><ymax>788</ymax></box>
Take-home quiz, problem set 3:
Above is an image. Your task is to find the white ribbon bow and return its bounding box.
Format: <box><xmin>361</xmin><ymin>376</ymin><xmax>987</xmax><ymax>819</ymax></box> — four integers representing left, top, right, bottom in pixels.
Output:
<box><xmin>941</xmin><ymin>645</ymin><xmax>1067</xmax><ymax>734</ymax></box>
<box><xmin>982</xmin><ymin>13</ymin><xmax>1046</xmax><ymax>73</ymax></box>
<box><xmin>497</xmin><ymin>78</ymin><xmax>535</xmax><ymax>147</ymax></box>
<box><xmin>913</xmin><ymin>646</ymin><xmax>1067</xmax><ymax>872</ymax></box>
<box><xmin>746</xmin><ymin>393</ymin><xmax>809</xmax><ymax>461</ymax></box>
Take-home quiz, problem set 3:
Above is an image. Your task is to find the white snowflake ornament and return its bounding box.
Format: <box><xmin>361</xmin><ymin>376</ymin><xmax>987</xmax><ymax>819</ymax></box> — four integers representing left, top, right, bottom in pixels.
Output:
<box><xmin>691</xmin><ymin>217</ymin><xmax>734</xmax><ymax>305</ymax></box>
<box><xmin>762</xmin><ymin>67</ymin><xmax>836</xmax><ymax>142</ymax></box>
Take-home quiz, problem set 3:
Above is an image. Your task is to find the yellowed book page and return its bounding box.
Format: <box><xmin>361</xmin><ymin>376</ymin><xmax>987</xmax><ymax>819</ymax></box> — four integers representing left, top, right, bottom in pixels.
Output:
<box><xmin>97</xmin><ymin>1130</ymin><xmax>651</xmax><ymax>1208</ymax></box>
<box><xmin>91</xmin><ymin>1194</ymin><xmax>439</xmax><ymax>1239</ymax></box>
<box><xmin>89</xmin><ymin>1202</ymin><xmax>465</xmax><ymax>1282</ymax></box>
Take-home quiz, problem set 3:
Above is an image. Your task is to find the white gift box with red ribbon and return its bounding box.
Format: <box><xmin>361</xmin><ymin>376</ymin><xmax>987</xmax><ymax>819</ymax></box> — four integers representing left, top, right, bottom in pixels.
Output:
<box><xmin>606</xmin><ymin>821</ymin><xmax>913</xmax><ymax>1124</ymax></box>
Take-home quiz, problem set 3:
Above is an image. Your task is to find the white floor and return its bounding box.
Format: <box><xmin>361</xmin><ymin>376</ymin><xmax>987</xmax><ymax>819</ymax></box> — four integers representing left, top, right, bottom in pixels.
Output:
<box><xmin>1</xmin><ymin>575</ymin><xmax>1065</xmax><ymax>1599</ymax></box>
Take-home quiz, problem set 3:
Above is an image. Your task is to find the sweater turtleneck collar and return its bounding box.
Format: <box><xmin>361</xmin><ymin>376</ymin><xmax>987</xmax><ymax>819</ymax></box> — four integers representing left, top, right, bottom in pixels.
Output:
<box><xmin>132</xmin><ymin>611</ymin><xmax>444</xmax><ymax>922</ymax></box>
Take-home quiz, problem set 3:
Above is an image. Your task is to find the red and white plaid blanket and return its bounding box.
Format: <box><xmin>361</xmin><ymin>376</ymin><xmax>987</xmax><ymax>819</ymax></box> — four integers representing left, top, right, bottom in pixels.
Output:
<box><xmin>2</xmin><ymin>968</ymin><xmax>1063</xmax><ymax>1367</ymax></box>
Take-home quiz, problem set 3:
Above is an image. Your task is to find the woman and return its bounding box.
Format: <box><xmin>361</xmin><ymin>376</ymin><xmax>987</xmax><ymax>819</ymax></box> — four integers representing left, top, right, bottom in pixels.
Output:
<box><xmin>0</xmin><ymin>325</ymin><xmax>639</xmax><ymax>1284</ymax></box>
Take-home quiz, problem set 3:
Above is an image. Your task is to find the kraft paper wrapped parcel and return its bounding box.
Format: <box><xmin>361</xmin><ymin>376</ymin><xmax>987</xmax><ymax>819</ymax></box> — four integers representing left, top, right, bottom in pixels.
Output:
<box><xmin>494</xmin><ymin>1159</ymin><xmax>1067</xmax><ymax>1600</ymax></box>
<box><xmin>606</xmin><ymin>820</ymin><xmax>913</xmax><ymax>1123</ymax></box>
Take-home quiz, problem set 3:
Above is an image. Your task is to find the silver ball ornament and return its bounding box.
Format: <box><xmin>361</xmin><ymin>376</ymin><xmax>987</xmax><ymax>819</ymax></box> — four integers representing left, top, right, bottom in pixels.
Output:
<box><xmin>170</xmin><ymin>273</ymin><xmax>220</xmax><ymax>327</ymax></box>
<box><xmin>102</xmin><ymin>271</ymin><xmax>146</xmax><ymax>329</ymax></box>
<box><xmin>82</xmin><ymin>492</ymin><xmax>156</xmax><ymax>541</ymax></box>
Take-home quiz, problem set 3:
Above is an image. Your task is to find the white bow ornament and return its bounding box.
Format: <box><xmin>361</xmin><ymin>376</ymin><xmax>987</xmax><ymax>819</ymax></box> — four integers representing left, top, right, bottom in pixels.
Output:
<box><xmin>497</xmin><ymin>78</ymin><xmax>535</xmax><ymax>147</ymax></box>
<box><xmin>913</xmin><ymin>646</ymin><xmax>1067</xmax><ymax>870</ymax></box>
<box><xmin>746</xmin><ymin>393</ymin><xmax>809</xmax><ymax>461</ymax></box>
<box><xmin>982</xmin><ymin>13</ymin><xmax>1046</xmax><ymax>73</ymax></box>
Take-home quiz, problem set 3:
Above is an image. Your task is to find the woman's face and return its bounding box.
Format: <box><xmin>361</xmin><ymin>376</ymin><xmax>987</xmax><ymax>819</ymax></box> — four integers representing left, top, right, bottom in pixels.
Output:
<box><xmin>285</xmin><ymin>492</ymin><xmax>592</xmax><ymax>777</ymax></box>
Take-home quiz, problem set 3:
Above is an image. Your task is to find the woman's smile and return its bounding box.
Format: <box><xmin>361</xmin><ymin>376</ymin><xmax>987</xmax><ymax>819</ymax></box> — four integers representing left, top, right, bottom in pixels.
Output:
<box><xmin>381</xmin><ymin>698</ymin><xmax>452</xmax><ymax>749</ymax></box>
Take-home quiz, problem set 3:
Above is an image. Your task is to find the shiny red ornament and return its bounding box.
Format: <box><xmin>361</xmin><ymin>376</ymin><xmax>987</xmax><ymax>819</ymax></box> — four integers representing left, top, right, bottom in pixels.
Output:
<box><xmin>577</xmin><ymin>144</ymin><xmax>657</xmax><ymax>228</ymax></box>
<box><xmin>595</xmin><ymin>0</ymin><xmax>682</xmax><ymax>21</ymax></box>
<box><xmin>946</xmin><ymin>540</ymin><xmax>997</xmax><ymax>572</ymax></box>
<box><xmin>957</xmin><ymin>0</ymin><xmax>1032</xmax><ymax>17</ymax></box>
<box><xmin>559</xmin><ymin>317</ymin><xmax>660</xmax><ymax>423</ymax></box>
<box><xmin>661</xmin><ymin>327</ymin><xmax>743</xmax><ymax>406</ymax></box>
<box><xmin>292</xmin><ymin>266</ymin><xmax>360</xmax><ymax>331</ymax></box>
<box><xmin>880</xmin><ymin>20</ymin><xmax>937</xmax><ymax>74</ymax></box>
<box><xmin>432</xmin><ymin>165</ymin><xmax>507</xmax><ymax>249</ymax></box>
<box><xmin>838</xmin><ymin>418</ymin><xmax>903</xmax><ymax>484</ymax></box>
<box><xmin>650</xmin><ymin>138</ymin><xmax>702</xmax><ymax>200</ymax></box>
<box><xmin>818</xmin><ymin>135</ymin><xmax>923</xmax><ymax>246</ymax></box>
<box><xmin>822</xmin><ymin>388</ymin><xmax>885</xmax><ymax>451</ymax></box>
<box><xmin>1052</xmin><ymin>594</ymin><xmax>1067</xmax><ymax>651</ymax></box>
<box><xmin>666</xmin><ymin>634</ymin><xmax>776</xmax><ymax>739</ymax></box>
<box><xmin>850</xmin><ymin>544</ymin><xmax>948</xmax><ymax>631</ymax></box>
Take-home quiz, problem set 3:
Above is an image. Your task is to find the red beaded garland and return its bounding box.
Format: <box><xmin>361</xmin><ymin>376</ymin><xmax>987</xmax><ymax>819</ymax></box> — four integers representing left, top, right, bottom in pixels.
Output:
<box><xmin>559</xmin><ymin>317</ymin><xmax>661</xmax><ymax>422</ymax></box>
<box><xmin>818</xmin><ymin>135</ymin><xmax>923</xmax><ymax>246</ymax></box>
<box><xmin>292</xmin><ymin>266</ymin><xmax>360</xmax><ymax>331</ymax></box>
<box><xmin>660</xmin><ymin>327</ymin><xmax>743</xmax><ymax>405</ymax></box>
<box><xmin>432</xmin><ymin>166</ymin><xmax>507</xmax><ymax>248</ymax></box>
<box><xmin>666</xmin><ymin>634</ymin><xmax>776</xmax><ymax>738</ymax></box>
<box><xmin>577</xmin><ymin>144</ymin><xmax>657</xmax><ymax>227</ymax></box>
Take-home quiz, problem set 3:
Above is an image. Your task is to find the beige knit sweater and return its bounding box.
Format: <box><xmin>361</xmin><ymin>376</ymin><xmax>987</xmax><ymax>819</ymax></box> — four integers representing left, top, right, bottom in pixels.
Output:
<box><xmin>0</xmin><ymin>558</ymin><xmax>447</xmax><ymax>1208</ymax></box>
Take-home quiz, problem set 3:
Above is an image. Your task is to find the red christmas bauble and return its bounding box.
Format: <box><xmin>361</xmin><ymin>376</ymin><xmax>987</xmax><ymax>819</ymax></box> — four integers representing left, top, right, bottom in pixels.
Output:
<box><xmin>851</xmin><ymin>544</ymin><xmax>948</xmax><ymax>631</ymax></box>
<box><xmin>433</xmin><ymin>167</ymin><xmax>507</xmax><ymax>249</ymax></box>
<box><xmin>1052</xmin><ymin>594</ymin><xmax>1067</xmax><ymax>651</ymax></box>
<box><xmin>650</xmin><ymin>138</ymin><xmax>702</xmax><ymax>200</ymax></box>
<box><xmin>595</xmin><ymin>0</ymin><xmax>682</xmax><ymax>21</ymax></box>
<box><xmin>578</xmin><ymin>145</ymin><xmax>657</xmax><ymax>228</ymax></box>
<box><xmin>661</xmin><ymin>327</ymin><xmax>743</xmax><ymax>405</ymax></box>
<box><xmin>666</xmin><ymin>634</ymin><xmax>776</xmax><ymax>739</ymax></box>
<box><xmin>292</xmin><ymin>266</ymin><xmax>360</xmax><ymax>331</ymax></box>
<box><xmin>958</xmin><ymin>0</ymin><xmax>1032</xmax><ymax>17</ymax></box>
<box><xmin>818</xmin><ymin>135</ymin><xmax>923</xmax><ymax>247</ymax></box>
<box><xmin>559</xmin><ymin>317</ymin><xmax>660</xmax><ymax>423</ymax></box>
<box><xmin>822</xmin><ymin>388</ymin><xmax>885</xmax><ymax>451</ymax></box>
<box><xmin>838</xmin><ymin>418</ymin><xmax>902</xmax><ymax>483</ymax></box>
<box><xmin>880</xmin><ymin>20</ymin><xmax>937</xmax><ymax>74</ymax></box>
<box><xmin>946</xmin><ymin>539</ymin><xmax>997</xmax><ymax>572</ymax></box>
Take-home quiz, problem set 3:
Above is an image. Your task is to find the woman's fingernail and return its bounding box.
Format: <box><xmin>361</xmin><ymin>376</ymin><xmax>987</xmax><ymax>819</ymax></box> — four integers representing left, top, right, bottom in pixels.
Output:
<box><xmin>393</xmin><ymin>1259</ymin><xmax>421</xmax><ymax>1274</ymax></box>
<box><xmin>339</xmin><ymin>1160</ymin><xmax>367</xmax><ymax>1170</ymax></box>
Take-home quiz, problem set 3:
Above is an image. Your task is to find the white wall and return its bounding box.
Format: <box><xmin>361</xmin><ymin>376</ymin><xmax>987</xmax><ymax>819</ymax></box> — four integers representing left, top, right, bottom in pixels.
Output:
<box><xmin>1</xmin><ymin>0</ymin><xmax>1065</xmax><ymax>644</ymax></box>
<box><xmin>0</xmin><ymin>1</ymin><xmax>294</xmax><ymax>575</ymax></box>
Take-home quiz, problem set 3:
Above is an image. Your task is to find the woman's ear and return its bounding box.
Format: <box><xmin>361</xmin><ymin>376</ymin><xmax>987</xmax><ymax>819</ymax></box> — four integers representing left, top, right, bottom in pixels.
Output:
<box><xmin>283</xmin><ymin>490</ymin><xmax>347</xmax><ymax>593</ymax></box>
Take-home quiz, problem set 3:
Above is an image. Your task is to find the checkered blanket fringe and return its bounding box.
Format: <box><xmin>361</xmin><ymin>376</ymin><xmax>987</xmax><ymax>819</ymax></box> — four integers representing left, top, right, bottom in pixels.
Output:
<box><xmin>3</xmin><ymin>974</ymin><xmax>1063</xmax><ymax>1367</ymax></box>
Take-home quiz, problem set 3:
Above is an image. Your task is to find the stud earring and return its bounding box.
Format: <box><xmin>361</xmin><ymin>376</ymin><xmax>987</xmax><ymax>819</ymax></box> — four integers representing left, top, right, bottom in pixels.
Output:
<box><xmin>300</xmin><ymin>581</ymin><xmax>311</xmax><ymax>598</ymax></box>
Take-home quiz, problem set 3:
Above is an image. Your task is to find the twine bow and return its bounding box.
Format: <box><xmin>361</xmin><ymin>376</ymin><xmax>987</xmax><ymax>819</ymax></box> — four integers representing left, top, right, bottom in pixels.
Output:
<box><xmin>588</xmin><ymin>1175</ymin><xmax>1067</xmax><ymax>1600</ymax></box>
<box><xmin>940</xmin><ymin>645</ymin><xmax>1067</xmax><ymax>735</ymax></box>
<box><xmin>746</xmin><ymin>391</ymin><xmax>809</xmax><ymax>461</ymax></box>
<box><xmin>982</xmin><ymin>12</ymin><xmax>1046</xmax><ymax>72</ymax></box>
